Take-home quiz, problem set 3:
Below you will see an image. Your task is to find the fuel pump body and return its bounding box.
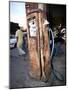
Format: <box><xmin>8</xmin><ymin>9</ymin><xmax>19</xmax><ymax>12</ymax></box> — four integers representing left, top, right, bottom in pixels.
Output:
<box><xmin>27</xmin><ymin>9</ymin><xmax>51</xmax><ymax>80</ymax></box>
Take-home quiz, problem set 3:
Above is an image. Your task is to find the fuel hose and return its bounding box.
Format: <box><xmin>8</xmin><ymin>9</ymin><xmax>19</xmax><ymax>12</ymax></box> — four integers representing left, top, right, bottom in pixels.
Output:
<box><xmin>48</xmin><ymin>28</ymin><xmax>64</xmax><ymax>81</ymax></box>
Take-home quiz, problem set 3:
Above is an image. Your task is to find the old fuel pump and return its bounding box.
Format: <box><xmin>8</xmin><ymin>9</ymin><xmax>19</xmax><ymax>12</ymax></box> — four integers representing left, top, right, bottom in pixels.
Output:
<box><xmin>26</xmin><ymin>9</ymin><xmax>54</xmax><ymax>81</ymax></box>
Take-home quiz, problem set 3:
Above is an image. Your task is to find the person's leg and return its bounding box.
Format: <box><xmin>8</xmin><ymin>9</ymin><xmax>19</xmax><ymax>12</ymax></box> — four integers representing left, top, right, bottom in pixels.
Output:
<box><xmin>17</xmin><ymin>44</ymin><xmax>25</xmax><ymax>55</ymax></box>
<box><xmin>18</xmin><ymin>47</ymin><xmax>26</xmax><ymax>55</ymax></box>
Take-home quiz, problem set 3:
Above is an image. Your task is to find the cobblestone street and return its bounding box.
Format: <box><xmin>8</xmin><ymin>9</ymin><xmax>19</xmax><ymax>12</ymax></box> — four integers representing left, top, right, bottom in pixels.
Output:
<box><xmin>10</xmin><ymin>43</ymin><xmax>66</xmax><ymax>89</ymax></box>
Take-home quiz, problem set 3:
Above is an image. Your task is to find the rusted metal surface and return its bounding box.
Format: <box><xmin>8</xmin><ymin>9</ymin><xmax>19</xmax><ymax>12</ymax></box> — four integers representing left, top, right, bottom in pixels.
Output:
<box><xmin>28</xmin><ymin>38</ymin><xmax>41</xmax><ymax>79</ymax></box>
<box><xmin>26</xmin><ymin>10</ymin><xmax>51</xmax><ymax>80</ymax></box>
<box><xmin>27</xmin><ymin>12</ymin><xmax>41</xmax><ymax>79</ymax></box>
<box><xmin>43</xmin><ymin>26</ymin><xmax>51</xmax><ymax>80</ymax></box>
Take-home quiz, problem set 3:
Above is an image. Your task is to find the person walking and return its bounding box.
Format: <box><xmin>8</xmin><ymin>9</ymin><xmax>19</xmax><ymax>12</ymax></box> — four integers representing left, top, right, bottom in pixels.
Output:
<box><xmin>15</xmin><ymin>26</ymin><xmax>26</xmax><ymax>56</ymax></box>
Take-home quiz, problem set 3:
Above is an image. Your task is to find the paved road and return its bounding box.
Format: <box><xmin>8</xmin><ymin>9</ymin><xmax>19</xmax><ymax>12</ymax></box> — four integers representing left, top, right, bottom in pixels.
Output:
<box><xmin>9</xmin><ymin>43</ymin><xmax>66</xmax><ymax>89</ymax></box>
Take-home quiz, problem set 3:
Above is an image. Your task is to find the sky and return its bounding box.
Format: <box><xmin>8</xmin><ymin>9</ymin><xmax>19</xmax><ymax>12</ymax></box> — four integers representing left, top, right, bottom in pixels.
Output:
<box><xmin>10</xmin><ymin>2</ymin><xmax>27</xmax><ymax>29</ymax></box>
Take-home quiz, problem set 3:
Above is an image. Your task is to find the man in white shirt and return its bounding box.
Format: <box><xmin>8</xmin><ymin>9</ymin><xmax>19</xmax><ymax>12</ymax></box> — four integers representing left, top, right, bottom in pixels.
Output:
<box><xmin>15</xmin><ymin>27</ymin><xmax>25</xmax><ymax>56</ymax></box>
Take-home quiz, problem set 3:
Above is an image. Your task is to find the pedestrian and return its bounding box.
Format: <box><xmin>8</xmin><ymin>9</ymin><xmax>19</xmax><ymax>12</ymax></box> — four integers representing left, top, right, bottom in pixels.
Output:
<box><xmin>15</xmin><ymin>26</ymin><xmax>26</xmax><ymax>56</ymax></box>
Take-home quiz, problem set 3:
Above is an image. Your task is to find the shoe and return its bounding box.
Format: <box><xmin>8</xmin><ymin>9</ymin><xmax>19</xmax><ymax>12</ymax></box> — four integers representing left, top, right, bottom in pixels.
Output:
<box><xmin>22</xmin><ymin>50</ymin><xmax>26</xmax><ymax>55</ymax></box>
<box><xmin>19</xmin><ymin>54</ymin><xmax>22</xmax><ymax>56</ymax></box>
